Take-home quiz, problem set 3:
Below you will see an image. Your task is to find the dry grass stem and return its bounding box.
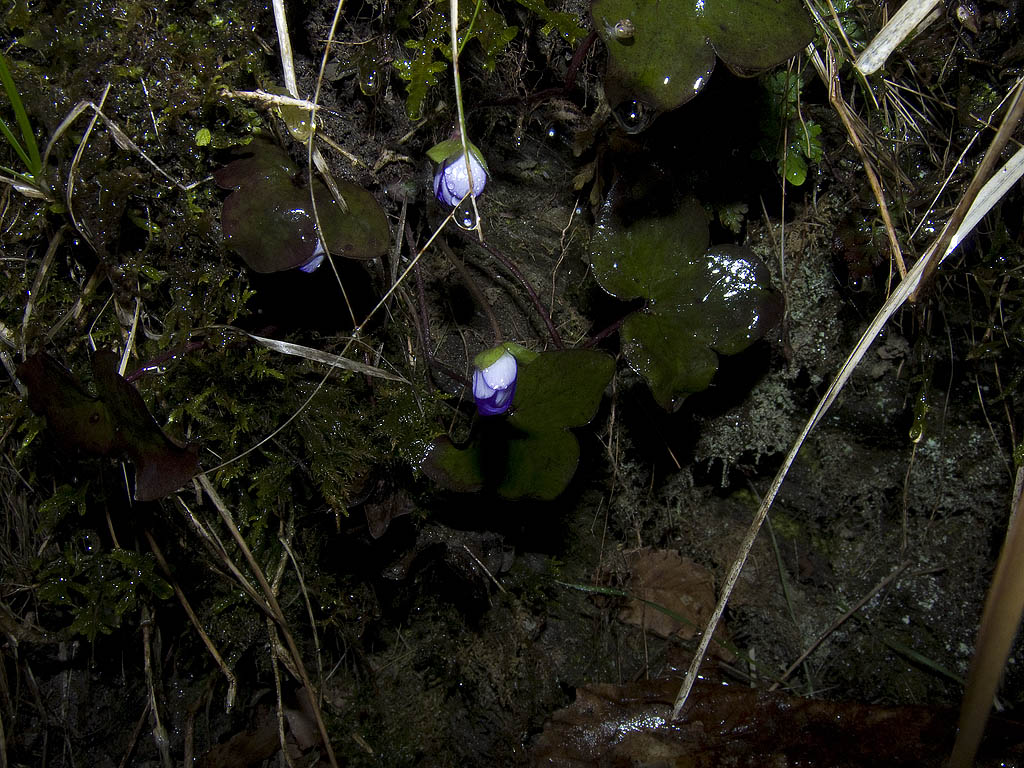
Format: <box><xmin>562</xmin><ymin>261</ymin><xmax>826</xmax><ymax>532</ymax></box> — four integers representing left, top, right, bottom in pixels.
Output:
<box><xmin>198</xmin><ymin>474</ymin><xmax>340</xmax><ymax>768</ymax></box>
<box><xmin>855</xmin><ymin>0</ymin><xmax>942</xmax><ymax>75</ymax></box>
<box><xmin>809</xmin><ymin>42</ymin><xmax>907</xmax><ymax>278</ymax></box>
<box><xmin>145</xmin><ymin>531</ymin><xmax>238</xmax><ymax>712</ymax></box>
<box><xmin>672</xmin><ymin>76</ymin><xmax>1024</xmax><ymax>723</ymax></box>
<box><xmin>949</xmin><ymin>466</ymin><xmax>1024</xmax><ymax>767</ymax></box>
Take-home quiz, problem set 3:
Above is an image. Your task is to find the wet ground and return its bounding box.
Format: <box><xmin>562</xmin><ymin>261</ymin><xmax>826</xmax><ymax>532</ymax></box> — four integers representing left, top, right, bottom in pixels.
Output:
<box><xmin>1</xmin><ymin>0</ymin><xmax>1023</xmax><ymax>765</ymax></box>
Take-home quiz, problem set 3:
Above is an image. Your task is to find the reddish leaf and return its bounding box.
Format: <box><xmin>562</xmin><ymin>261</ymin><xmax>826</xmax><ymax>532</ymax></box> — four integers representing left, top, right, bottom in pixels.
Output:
<box><xmin>18</xmin><ymin>351</ymin><xmax>199</xmax><ymax>501</ymax></box>
<box><xmin>532</xmin><ymin>678</ymin><xmax>1024</xmax><ymax>767</ymax></box>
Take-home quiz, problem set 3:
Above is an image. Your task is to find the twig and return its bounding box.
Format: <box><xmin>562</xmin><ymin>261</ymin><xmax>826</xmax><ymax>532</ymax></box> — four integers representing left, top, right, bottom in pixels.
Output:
<box><xmin>770</xmin><ymin>562</ymin><xmax>909</xmax><ymax>690</ymax></box>
<box><xmin>855</xmin><ymin>0</ymin><xmax>943</xmax><ymax>76</ymax></box>
<box><xmin>145</xmin><ymin>530</ymin><xmax>238</xmax><ymax>711</ymax></box>
<box><xmin>913</xmin><ymin>80</ymin><xmax>1024</xmax><ymax>300</ymax></box>
<box><xmin>20</xmin><ymin>225</ymin><xmax>65</xmax><ymax>357</ymax></box>
<box><xmin>141</xmin><ymin>606</ymin><xmax>173</xmax><ymax>768</ymax></box>
<box><xmin>438</xmin><ymin>237</ymin><xmax>502</xmax><ymax>343</ymax></box>
<box><xmin>808</xmin><ymin>43</ymin><xmax>906</xmax><ymax>278</ymax></box>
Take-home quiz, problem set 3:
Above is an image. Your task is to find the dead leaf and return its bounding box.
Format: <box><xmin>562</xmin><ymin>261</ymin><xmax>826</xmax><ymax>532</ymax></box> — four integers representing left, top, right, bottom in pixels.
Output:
<box><xmin>531</xmin><ymin>678</ymin><xmax>1024</xmax><ymax>767</ymax></box>
<box><xmin>618</xmin><ymin>548</ymin><xmax>734</xmax><ymax>660</ymax></box>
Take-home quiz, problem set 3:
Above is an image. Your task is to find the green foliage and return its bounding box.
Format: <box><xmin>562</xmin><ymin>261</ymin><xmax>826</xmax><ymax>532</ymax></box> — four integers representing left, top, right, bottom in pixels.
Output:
<box><xmin>36</xmin><ymin>543</ymin><xmax>173</xmax><ymax>641</ymax></box>
<box><xmin>589</xmin><ymin>195</ymin><xmax>781</xmax><ymax>411</ymax></box>
<box><xmin>760</xmin><ymin>71</ymin><xmax>823</xmax><ymax>186</ymax></box>
<box><xmin>423</xmin><ymin>349</ymin><xmax>614</xmax><ymax>499</ymax></box>
<box><xmin>718</xmin><ymin>202</ymin><xmax>749</xmax><ymax>235</ymax></box>
<box><xmin>0</xmin><ymin>50</ymin><xmax>45</xmax><ymax>192</ymax></box>
<box><xmin>591</xmin><ymin>0</ymin><xmax>814</xmax><ymax>117</ymax></box>
<box><xmin>780</xmin><ymin>120</ymin><xmax>822</xmax><ymax>186</ymax></box>
<box><xmin>37</xmin><ymin>484</ymin><xmax>90</xmax><ymax>537</ymax></box>
<box><xmin>513</xmin><ymin>0</ymin><xmax>586</xmax><ymax>43</ymax></box>
<box><xmin>393</xmin><ymin>0</ymin><xmax>580</xmax><ymax>121</ymax></box>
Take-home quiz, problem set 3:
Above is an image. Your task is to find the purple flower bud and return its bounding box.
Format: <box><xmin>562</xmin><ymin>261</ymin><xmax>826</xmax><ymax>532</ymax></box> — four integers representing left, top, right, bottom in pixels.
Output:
<box><xmin>434</xmin><ymin>149</ymin><xmax>488</xmax><ymax>207</ymax></box>
<box><xmin>297</xmin><ymin>240</ymin><xmax>325</xmax><ymax>273</ymax></box>
<box><xmin>472</xmin><ymin>350</ymin><xmax>517</xmax><ymax>416</ymax></box>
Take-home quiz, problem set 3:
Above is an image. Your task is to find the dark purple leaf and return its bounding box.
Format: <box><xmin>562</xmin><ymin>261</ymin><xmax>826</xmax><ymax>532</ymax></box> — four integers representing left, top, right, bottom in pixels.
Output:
<box><xmin>214</xmin><ymin>140</ymin><xmax>389</xmax><ymax>273</ymax></box>
<box><xmin>18</xmin><ymin>351</ymin><xmax>199</xmax><ymax>501</ymax></box>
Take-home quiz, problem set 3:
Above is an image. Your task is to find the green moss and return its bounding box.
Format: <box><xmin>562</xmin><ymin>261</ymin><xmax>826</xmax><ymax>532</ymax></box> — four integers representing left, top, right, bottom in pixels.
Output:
<box><xmin>392</xmin><ymin>0</ymin><xmax>580</xmax><ymax>120</ymax></box>
<box><xmin>35</xmin><ymin>542</ymin><xmax>173</xmax><ymax>641</ymax></box>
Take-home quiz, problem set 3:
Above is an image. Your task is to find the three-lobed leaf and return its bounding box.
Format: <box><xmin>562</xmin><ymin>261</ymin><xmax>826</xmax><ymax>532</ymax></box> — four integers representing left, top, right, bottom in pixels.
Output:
<box><xmin>422</xmin><ymin>350</ymin><xmax>614</xmax><ymax>500</ymax></box>
<box><xmin>591</xmin><ymin>0</ymin><xmax>814</xmax><ymax>118</ymax></box>
<box><xmin>214</xmin><ymin>139</ymin><xmax>389</xmax><ymax>273</ymax></box>
<box><xmin>590</xmin><ymin>197</ymin><xmax>781</xmax><ymax>411</ymax></box>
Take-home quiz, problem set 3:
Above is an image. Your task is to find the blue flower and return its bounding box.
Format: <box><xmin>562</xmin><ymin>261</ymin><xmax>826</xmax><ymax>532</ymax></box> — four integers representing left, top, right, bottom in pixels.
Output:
<box><xmin>472</xmin><ymin>349</ymin><xmax>517</xmax><ymax>416</ymax></box>
<box><xmin>297</xmin><ymin>239</ymin><xmax>325</xmax><ymax>273</ymax></box>
<box><xmin>434</xmin><ymin>147</ymin><xmax>488</xmax><ymax>207</ymax></box>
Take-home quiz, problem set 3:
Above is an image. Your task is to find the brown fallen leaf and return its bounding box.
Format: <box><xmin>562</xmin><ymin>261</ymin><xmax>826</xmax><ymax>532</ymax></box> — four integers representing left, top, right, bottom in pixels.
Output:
<box><xmin>531</xmin><ymin>678</ymin><xmax>1024</xmax><ymax>767</ymax></box>
<box><xmin>619</xmin><ymin>547</ymin><xmax>734</xmax><ymax>660</ymax></box>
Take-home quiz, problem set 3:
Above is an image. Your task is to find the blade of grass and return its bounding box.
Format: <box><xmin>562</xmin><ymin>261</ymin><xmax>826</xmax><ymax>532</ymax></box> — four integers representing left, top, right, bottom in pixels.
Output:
<box><xmin>0</xmin><ymin>51</ymin><xmax>41</xmax><ymax>177</ymax></box>
<box><xmin>949</xmin><ymin>466</ymin><xmax>1024</xmax><ymax>768</ymax></box>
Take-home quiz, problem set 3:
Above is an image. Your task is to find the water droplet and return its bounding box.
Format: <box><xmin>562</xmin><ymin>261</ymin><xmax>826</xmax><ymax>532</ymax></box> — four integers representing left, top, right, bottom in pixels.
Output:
<box><xmin>357</xmin><ymin>49</ymin><xmax>384</xmax><ymax>96</ymax></box>
<box><xmin>613</xmin><ymin>99</ymin><xmax>654</xmax><ymax>134</ymax></box>
<box><xmin>455</xmin><ymin>201</ymin><xmax>477</xmax><ymax>230</ymax></box>
<box><xmin>360</xmin><ymin>67</ymin><xmax>380</xmax><ymax>96</ymax></box>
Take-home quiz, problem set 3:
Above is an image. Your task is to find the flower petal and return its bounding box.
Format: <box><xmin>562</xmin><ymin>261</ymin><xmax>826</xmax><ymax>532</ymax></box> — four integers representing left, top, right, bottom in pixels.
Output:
<box><xmin>481</xmin><ymin>351</ymin><xmax>516</xmax><ymax>389</ymax></box>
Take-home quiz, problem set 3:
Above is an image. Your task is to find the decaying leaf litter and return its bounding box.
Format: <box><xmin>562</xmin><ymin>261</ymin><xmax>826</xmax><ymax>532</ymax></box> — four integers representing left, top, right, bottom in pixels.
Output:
<box><xmin>2</xmin><ymin>0</ymin><xmax>1024</xmax><ymax>765</ymax></box>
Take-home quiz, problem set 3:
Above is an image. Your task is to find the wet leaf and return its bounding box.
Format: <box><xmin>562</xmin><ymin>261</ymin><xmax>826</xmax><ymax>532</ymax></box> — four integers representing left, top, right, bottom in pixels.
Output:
<box><xmin>214</xmin><ymin>139</ymin><xmax>389</xmax><ymax>273</ymax></box>
<box><xmin>590</xmin><ymin>195</ymin><xmax>781</xmax><ymax>411</ymax></box>
<box><xmin>91</xmin><ymin>350</ymin><xmax>200</xmax><ymax>501</ymax></box>
<box><xmin>592</xmin><ymin>0</ymin><xmax>814</xmax><ymax>118</ymax></box>
<box><xmin>531</xmin><ymin>678</ymin><xmax>1024</xmax><ymax>766</ymax></box>
<box><xmin>18</xmin><ymin>351</ymin><xmax>199</xmax><ymax>501</ymax></box>
<box><xmin>422</xmin><ymin>350</ymin><xmax>614</xmax><ymax>500</ymax></box>
<box><xmin>17</xmin><ymin>353</ymin><xmax>116</xmax><ymax>455</ymax></box>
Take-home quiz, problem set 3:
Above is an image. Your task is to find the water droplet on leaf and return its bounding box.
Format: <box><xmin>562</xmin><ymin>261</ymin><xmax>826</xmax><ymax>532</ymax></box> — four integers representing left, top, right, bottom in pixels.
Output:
<box><xmin>613</xmin><ymin>99</ymin><xmax>653</xmax><ymax>133</ymax></box>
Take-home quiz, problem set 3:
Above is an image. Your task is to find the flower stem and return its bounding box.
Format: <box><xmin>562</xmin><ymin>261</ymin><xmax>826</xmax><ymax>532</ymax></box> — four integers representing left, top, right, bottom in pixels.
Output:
<box><xmin>439</xmin><ymin>237</ymin><xmax>502</xmax><ymax>344</ymax></box>
<box><xmin>470</xmin><ymin>235</ymin><xmax>564</xmax><ymax>349</ymax></box>
<box><xmin>449</xmin><ymin>0</ymin><xmax>483</xmax><ymax>241</ymax></box>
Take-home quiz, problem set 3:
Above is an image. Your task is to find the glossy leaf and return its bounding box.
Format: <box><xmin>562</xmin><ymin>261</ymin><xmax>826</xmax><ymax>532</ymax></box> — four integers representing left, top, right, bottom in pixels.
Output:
<box><xmin>590</xmin><ymin>197</ymin><xmax>781</xmax><ymax>411</ymax></box>
<box><xmin>18</xmin><ymin>351</ymin><xmax>199</xmax><ymax>501</ymax></box>
<box><xmin>214</xmin><ymin>139</ymin><xmax>389</xmax><ymax>273</ymax></box>
<box><xmin>422</xmin><ymin>350</ymin><xmax>614</xmax><ymax>500</ymax></box>
<box><xmin>591</xmin><ymin>0</ymin><xmax>814</xmax><ymax>117</ymax></box>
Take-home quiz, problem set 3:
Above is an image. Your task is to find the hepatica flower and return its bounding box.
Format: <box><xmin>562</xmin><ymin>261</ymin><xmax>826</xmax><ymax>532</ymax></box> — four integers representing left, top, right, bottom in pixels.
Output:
<box><xmin>429</xmin><ymin>138</ymin><xmax>489</xmax><ymax>207</ymax></box>
<box><xmin>472</xmin><ymin>347</ymin><xmax>517</xmax><ymax>416</ymax></box>
<box><xmin>297</xmin><ymin>240</ymin><xmax>325</xmax><ymax>273</ymax></box>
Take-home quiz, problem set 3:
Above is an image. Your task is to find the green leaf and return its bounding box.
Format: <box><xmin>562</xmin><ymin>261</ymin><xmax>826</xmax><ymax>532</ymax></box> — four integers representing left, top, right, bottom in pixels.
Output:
<box><xmin>780</xmin><ymin>121</ymin><xmax>822</xmax><ymax>186</ymax></box>
<box><xmin>590</xmin><ymin>195</ymin><xmax>781</xmax><ymax>411</ymax></box>
<box><xmin>514</xmin><ymin>0</ymin><xmax>585</xmax><ymax>43</ymax></box>
<box><xmin>499</xmin><ymin>350</ymin><xmax>615</xmax><ymax>499</ymax></box>
<box><xmin>422</xmin><ymin>350</ymin><xmax>614</xmax><ymax>500</ymax></box>
<box><xmin>0</xmin><ymin>51</ymin><xmax>42</xmax><ymax>177</ymax></box>
<box><xmin>591</xmin><ymin>0</ymin><xmax>814</xmax><ymax>116</ymax></box>
<box><xmin>213</xmin><ymin>139</ymin><xmax>389</xmax><ymax>272</ymax></box>
<box><xmin>782</xmin><ymin>147</ymin><xmax>808</xmax><ymax>186</ymax></box>
<box><xmin>421</xmin><ymin>434</ymin><xmax>485</xmax><ymax>493</ymax></box>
